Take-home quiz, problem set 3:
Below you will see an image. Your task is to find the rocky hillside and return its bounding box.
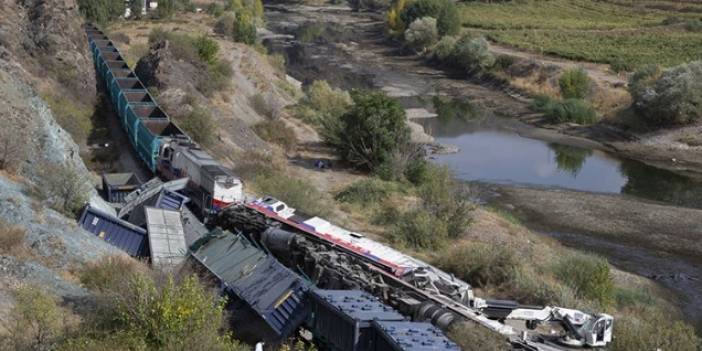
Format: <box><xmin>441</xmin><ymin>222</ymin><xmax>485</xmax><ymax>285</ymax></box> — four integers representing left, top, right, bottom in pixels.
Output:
<box><xmin>0</xmin><ymin>0</ymin><xmax>125</xmax><ymax>331</ymax></box>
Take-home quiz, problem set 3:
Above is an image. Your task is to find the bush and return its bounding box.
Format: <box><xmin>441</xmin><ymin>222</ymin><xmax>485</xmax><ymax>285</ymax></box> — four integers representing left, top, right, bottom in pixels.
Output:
<box><xmin>451</xmin><ymin>35</ymin><xmax>495</xmax><ymax>74</ymax></box>
<box><xmin>77</xmin><ymin>0</ymin><xmax>125</xmax><ymax>24</ymax></box>
<box><xmin>404</xmin><ymin>17</ymin><xmax>439</xmax><ymax>52</ymax></box>
<box><xmin>404</xmin><ymin>158</ymin><xmax>430</xmax><ymax>185</ymax></box>
<box><xmin>177</xmin><ymin>105</ymin><xmax>215</xmax><ymax>146</ymax></box>
<box><xmin>214</xmin><ymin>12</ymin><xmax>237</xmax><ymax>36</ymax></box>
<box><xmin>630</xmin><ymin>61</ymin><xmax>702</xmax><ymax>126</ymax></box>
<box><xmin>448</xmin><ymin>322</ymin><xmax>508</xmax><ymax>351</ymax></box>
<box><xmin>233</xmin><ymin>12</ymin><xmax>257</xmax><ymax>45</ymax></box>
<box><xmin>0</xmin><ymin>222</ymin><xmax>25</xmax><ymax>254</ymax></box>
<box><xmin>2</xmin><ymin>286</ymin><xmax>64</xmax><ymax>351</ymax></box>
<box><xmin>532</xmin><ymin>96</ymin><xmax>598</xmax><ymax>124</ymax></box>
<box><xmin>322</xmin><ymin>91</ymin><xmax>410</xmax><ymax>172</ymax></box>
<box><xmin>0</xmin><ymin>122</ymin><xmax>28</xmax><ymax>174</ymax></box>
<box><xmin>129</xmin><ymin>0</ymin><xmax>144</xmax><ymax>19</ymax></box>
<box><xmin>206</xmin><ymin>2</ymin><xmax>225</xmax><ymax>17</ymax></box>
<box><xmin>253</xmin><ymin>173</ymin><xmax>330</xmax><ymax>216</ymax></box>
<box><xmin>335</xmin><ymin>178</ymin><xmax>400</xmax><ymax>204</ymax></box>
<box><xmin>612</xmin><ymin>311</ymin><xmax>701</xmax><ymax>351</ymax></box>
<box><xmin>250</xmin><ymin>93</ymin><xmax>283</xmax><ymax>119</ymax></box>
<box><xmin>156</xmin><ymin>0</ymin><xmax>177</xmax><ymax>18</ymax></box>
<box><xmin>194</xmin><ymin>35</ymin><xmax>219</xmax><ymax>65</ymax></box>
<box><xmin>43</xmin><ymin>94</ymin><xmax>93</xmax><ymax>146</ymax></box>
<box><xmin>431</xmin><ymin>35</ymin><xmax>457</xmax><ymax>61</ymax></box>
<box><xmin>553</xmin><ymin>253</ymin><xmax>614</xmax><ymax>307</ymax></box>
<box><xmin>35</xmin><ymin>162</ymin><xmax>89</xmax><ymax>216</ymax></box>
<box><xmin>302</xmin><ymin>80</ymin><xmax>352</xmax><ymax>124</ymax></box>
<box><xmin>559</xmin><ymin>68</ymin><xmax>591</xmax><ymax>99</ymax></box>
<box><xmin>198</xmin><ymin>59</ymin><xmax>234</xmax><ymax>96</ymax></box>
<box><xmin>418</xmin><ymin>165</ymin><xmax>472</xmax><ymax>238</ymax></box>
<box><xmin>400</xmin><ymin>0</ymin><xmax>460</xmax><ymax>36</ymax></box>
<box><xmin>386</xmin><ymin>0</ymin><xmax>409</xmax><ymax>34</ymax></box>
<box><xmin>253</xmin><ymin>120</ymin><xmax>297</xmax><ymax>151</ymax></box>
<box><xmin>80</xmin><ymin>255</ymin><xmax>145</xmax><ymax>293</ymax></box>
<box><xmin>390</xmin><ymin>209</ymin><xmax>447</xmax><ymax>249</ymax></box>
<box><xmin>436</xmin><ymin>243</ymin><xmax>518</xmax><ymax>288</ymax></box>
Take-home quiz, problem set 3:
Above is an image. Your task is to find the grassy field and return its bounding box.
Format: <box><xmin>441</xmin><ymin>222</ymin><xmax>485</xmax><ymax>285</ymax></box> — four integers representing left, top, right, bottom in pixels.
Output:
<box><xmin>459</xmin><ymin>0</ymin><xmax>702</xmax><ymax>69</ymax></box>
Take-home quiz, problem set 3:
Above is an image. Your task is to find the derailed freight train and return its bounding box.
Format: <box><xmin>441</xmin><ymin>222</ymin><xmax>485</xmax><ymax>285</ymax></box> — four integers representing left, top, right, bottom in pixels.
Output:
<box><xmin>85</xmin><ymin>25</ymin><xmax>243</xmax><ymax>215</ymax></box>
<box><xmin>187</xmin><ymin>229</ymin><xmax>460</xmax><ymax>350</ymax></box>
<box><xmin>215</xmin><ymin>199</ymin><xmax>614</xmax><ymax>350</ymax></box>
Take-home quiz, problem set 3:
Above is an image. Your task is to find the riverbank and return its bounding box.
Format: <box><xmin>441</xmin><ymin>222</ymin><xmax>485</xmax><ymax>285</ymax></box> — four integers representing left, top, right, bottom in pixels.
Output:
<box><xmin>480</xmin><ymin>183</ymin><xmax>702</xmax><ymax>330</ymax></box>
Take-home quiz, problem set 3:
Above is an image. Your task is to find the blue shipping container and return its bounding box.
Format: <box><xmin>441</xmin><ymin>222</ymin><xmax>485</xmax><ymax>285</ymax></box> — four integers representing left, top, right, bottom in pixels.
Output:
<box><xmin>309</xmin><ymin>290</ymin><xmax>405</xmax><ymax>351</ymax></box>
<box><xmin>78</xmin><ymin>205</ymin><xmax>149</xmax><ymax>257</ymax></box>
<box><xmin>372</xmin><ymin>321</ymin><xmax>460</xmax><ymax>351</ymax></box>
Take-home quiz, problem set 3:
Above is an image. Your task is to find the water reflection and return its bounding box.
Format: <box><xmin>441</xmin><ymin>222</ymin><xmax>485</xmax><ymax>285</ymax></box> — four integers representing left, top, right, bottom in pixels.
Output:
<box><xmin>549</xmin><ymin>143</ymin><xmax>593</xmax><ymax>176</ymax></box>
<box><xmin>419</xmin><ymin>111</ymin><xmax>702</xmax><ymax>208</ymax></box>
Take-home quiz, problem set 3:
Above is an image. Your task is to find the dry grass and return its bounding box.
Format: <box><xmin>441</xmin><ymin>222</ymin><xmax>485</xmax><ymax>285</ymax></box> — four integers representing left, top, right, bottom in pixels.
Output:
<box><xmin>0</xmin><ymin>222</ymin><xmax>26</xmax><ymax>254</ymax></box>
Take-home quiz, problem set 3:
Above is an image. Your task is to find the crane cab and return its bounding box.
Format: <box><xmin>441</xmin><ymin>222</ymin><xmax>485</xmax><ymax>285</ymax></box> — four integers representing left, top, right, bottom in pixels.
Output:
<box><xmin>583</xmin><ymin>314</ymin><xmax>613</xmax><ymax>347</ymax></box>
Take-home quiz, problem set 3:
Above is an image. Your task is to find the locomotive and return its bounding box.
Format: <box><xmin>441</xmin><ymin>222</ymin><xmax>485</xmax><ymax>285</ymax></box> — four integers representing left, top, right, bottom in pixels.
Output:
<box><xmin>85</xmin><ymin>25</ymin><xmax>244</xmax><ymax>215</ymax></box>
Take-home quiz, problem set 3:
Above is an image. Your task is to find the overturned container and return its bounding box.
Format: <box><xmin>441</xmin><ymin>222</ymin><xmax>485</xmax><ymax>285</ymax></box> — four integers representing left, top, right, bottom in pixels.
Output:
<box><xmin>308</xmin><ymin>290</ymin><xmax>406</xmax><ymax>351</ymax></box>
<box><xmin>78</xmin><ymin>205</ymin><xmax>149</xmax><ymax>257</ymax></box>
<box><xmin>102</xmin><ymin>173</ymin><xmax>141</xmax><ymax>203</ymax></box>
<box><xmin>372</xmin><ymin>321</ymin><xmax>460</xmax><ymax>351</ymax></box>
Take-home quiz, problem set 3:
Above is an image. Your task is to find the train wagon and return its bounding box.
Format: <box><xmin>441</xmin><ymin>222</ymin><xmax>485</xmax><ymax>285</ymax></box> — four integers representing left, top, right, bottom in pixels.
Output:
<box><xmin>85</xmin><ymin>26</ymin><xmax>244</xmax><ymax>214</ymax></box>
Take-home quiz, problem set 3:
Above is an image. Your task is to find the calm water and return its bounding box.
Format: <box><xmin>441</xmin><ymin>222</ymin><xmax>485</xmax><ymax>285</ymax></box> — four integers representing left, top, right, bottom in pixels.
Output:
<box><xmin>418</xmin><ymin>105</ymin><xmax>702</xmax><ymax>208</ymax></box>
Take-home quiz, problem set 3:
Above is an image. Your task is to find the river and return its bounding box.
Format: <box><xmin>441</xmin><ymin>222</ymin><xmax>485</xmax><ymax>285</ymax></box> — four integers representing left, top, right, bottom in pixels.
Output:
<box><xmin>263</xmin><ymin>3</ymin><xmax>702</xmax><ymax>329</ymax></box>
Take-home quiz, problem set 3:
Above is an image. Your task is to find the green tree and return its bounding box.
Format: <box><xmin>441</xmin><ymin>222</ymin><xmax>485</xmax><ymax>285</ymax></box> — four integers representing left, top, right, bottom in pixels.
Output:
<box><xmin>77</xmin><ymin>0</ymin><xmax>125</xmax><ymax>24</ymax></box>
<box><xmin>559</xmin><ymin>68</ymin><xmax>592</xmax><ymax>99</ymax></box>
<box><xmin>400</xmin><ymin>0</ymin><xmax>460</xmax><ymax>36</ymax></box>
<box><xmin>323</xmin><ymin>91</ymin><xmax>410</xmax><ymax>172</ymax></box>
<box><xmin>404</xmin><ymin>17</ymin><xmax>439</xmax><ymax>52</ymax></box>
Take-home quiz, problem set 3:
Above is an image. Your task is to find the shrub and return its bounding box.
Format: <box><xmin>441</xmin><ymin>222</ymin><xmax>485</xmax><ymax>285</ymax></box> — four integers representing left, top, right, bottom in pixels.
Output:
<box><xmin>0</xmin><ymin>122</ymin><xmax>28</xmax><ymax>174</ymax></box>
<box><xmin>612</xmin><ymin>311</ymin><xmax>701</xmax><ymax>351</ymax></box>
<box><xmin>418</xmin><ymin>165</ymin><xmax>472</xmax><ymax>238</ymax></box>
<box><xmin>553</xmin><ymin>253</ymin><xmax>614</xmax><ymax>307</ymax></box>
<box><xmin>387</xmin><ymin>0</ymin><xmax>408</xmax><ymax>34</ymax></box>
<box><xmin>206</xmin><ymin>2</ymin><xmax>225</xmax><ymax>17</ymax></box>
<box><xmin>214</xmin><ymin>12</ymin><xmax>235</xmax><ymax>36</ymax></box>
<box><xmin>431</xmin><ymin>35</ymin><xmax>457</xmax><ymax>61</ymax></box>
<box><xmin>303</xmin><ymin>80</ymin><xmax>352</xmax><ymax>123</ymax></box>
<box><xmin>2</xmin><ymin>286</ymin><xmax>64</xmax><ymax>351</ymax></box>
<box><xmin>77</xmin><ymin>0</ymin><xmax>125</xmax><ymax>24</ymax></box>
<box><xmin>0</xmin><ymin>222</ymin><xmax>25</xmax><ymax>254</ymax></box>
<box><xmin>390</xmin><ymin>209</ymin><xmax>447</xmax><ymax>249</ymax></box>
<box><xmin>177</xmin><ymin>105</ymin><xmax>215</xmax><ymax>146</ymax></box>
<box><xmin>43</xmin><ymin>94</ymin><xmax>93</xmax><ymax>146</ymax></box>
<box><xmin>322</xmin><ymin>91</ymin><xmax>410</xmax><ymax>172</ymax></box>
<box><xmin>404</xmin><ymin>158</ymin><xmax>430</xmax><ymax>185</ymax></box>
<box><xmin>630</xmin><ymin>61</ymin><xmax>702</xmax><ymax>126</ymax></box>
<box><xmin>253</xmin><ymin>120</ymin><xmax>297</xmax><ymax>151</ymax></box>
<box><xmin>80</xmin><ymin>255</ymin><xmax>145</xmax><ymax>293</ymax></box>
<box><xmin>400</xmin><ymin>0</ymin><xmax>460</xmax><ymax>36</ymax></box>
<box><xmin>335</xmin><ymin>178</ymin><xmax>400</xmax><ymax>204</ymax></box>
<box><xmin>372</xmin><ymin>205</ymin><xmax>402</xmax><ymax>226</ymax></box>
<box><xmin>253</xmin><ymin>173</ymin><xmax>330</xmax><ymax>216</ymax></box>
<box><xmin>198</xmin><ymin>58</ymin><xmax>234</xmax><ymax>96</ymax></box>
<box><xmin>156</xmin><ymin>0</ymin><xmax>177</xmax><ymax>19</ymax></box>
<box><xmin>233</xmin><ymin>12</ymin><xmax>257</xmax><ymax>45</ymax></box>
<box><xmin>268</xmin><ymin>54</ymin><xmax>287</xmax><ymax>77</ymax></box>
<box><xmin>558</xmin><ymin>68</ymin><xmax>591</xmax><ymax>99</ymax></box>
<box><xmin>404</xmin><ymin>17</ymin><xmax>439</xmax><ymax>52</ymax></box>
<box><xmin>194</xmin><ymin>35</ymin><xmax>220</xmax><ymax>65</ymax></box>
<box><xmin>250</xmin><ymin>93</ymin><xmax>283</xmax><ymax>119</ymax></box>
<box><xmin>451</xmin><ymin>35</ymin><xmax>495</xmax><ymax>74</ymax></box>
<box><xmin>35</xmin><ymin>162</ymin><xmax>89</xmax><ymax>216</ymax></box>
<box><xmin>436</xmin><ymin>242</ymin><xmax>518</xmax><ymax>288</ymax></box>
<box><xmin>493</xmin><ymin>54</ymin><xmax>515</xmax><ymax>71</ymax></box>
<box><xmin>533</xmin><ymin>96</ymin><xmax>598</xmax><ymax>124</ymax></box>
<box><xmin>129</xmin><ymin>0</ymin><xmax>144</xmax><ymax>19</ymax></box>
<box><xmin>448</xmin><ymin>322</ymin><xmax>508</xmax><ymax>351</ymax></box>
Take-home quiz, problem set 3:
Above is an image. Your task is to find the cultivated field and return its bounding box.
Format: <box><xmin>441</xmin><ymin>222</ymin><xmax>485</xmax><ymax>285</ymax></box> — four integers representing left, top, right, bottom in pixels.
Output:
<box><xmin>460</xmin><ymin>0</ymin><xmax>702</xmax><ymax>69</ymax></box>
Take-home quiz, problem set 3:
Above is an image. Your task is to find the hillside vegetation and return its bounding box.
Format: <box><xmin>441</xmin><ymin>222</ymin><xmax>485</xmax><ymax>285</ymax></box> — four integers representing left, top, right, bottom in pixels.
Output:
<box><xmin>459</xmin><ymin>0</ymin><xmax>702</xmax><ymax>70</ymax></box>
